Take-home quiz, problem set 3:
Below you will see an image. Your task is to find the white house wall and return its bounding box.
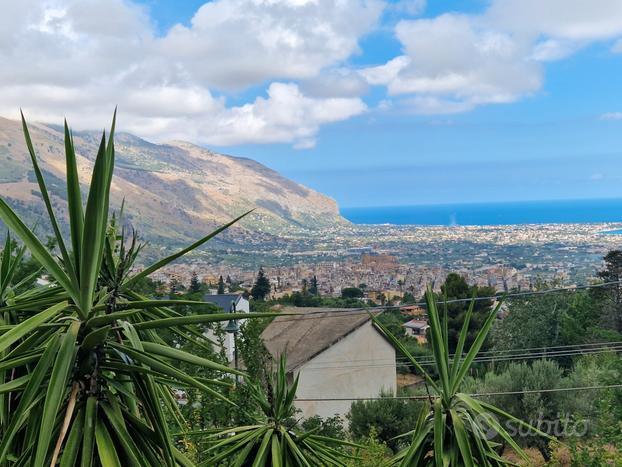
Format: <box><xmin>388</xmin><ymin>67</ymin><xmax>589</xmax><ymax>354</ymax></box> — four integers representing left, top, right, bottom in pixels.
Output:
<box><xmin>204</xmin><ymin>297</ymin><xmax>250</xmax><ymax>362</ymax></box>
<box><xmin>294</xmin><ymin>321</ymin><xmax>396</xmax><ymax>419</ymax></box>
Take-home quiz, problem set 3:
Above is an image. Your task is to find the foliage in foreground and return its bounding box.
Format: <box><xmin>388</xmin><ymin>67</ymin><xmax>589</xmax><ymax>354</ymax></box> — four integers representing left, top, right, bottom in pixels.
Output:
<box><xmin>204</xmin><ymin>355</ymin><xmax>356</xmax><ymax>466</ymax></box>
<box><xmin>547</xmin><ymin>430</ymin><xmax>622</xmax><ymax>467</ymax></box>
<box><xmin>372</xmin><ymin>288</ymin><xmax>555</xmax><ymax>466</ymax></box>
<box><xmin>347</xmin><ymin>391</ymin><xmax>422</xmax><ymax>452</ymax></box>
<box><xmin>461</xmin><ymin>354</ymin><xmax>622</xmax><ymax>463</ymax></box>
<box><xmin>0</xmin><ymin>114</ymin><xmax>259</xmax><ymax>466</ymax></box>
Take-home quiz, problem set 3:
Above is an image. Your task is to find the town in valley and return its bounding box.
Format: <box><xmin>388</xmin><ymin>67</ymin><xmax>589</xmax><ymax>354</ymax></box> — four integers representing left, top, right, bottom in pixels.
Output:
<box><xmin>147</xmin><ymin>222</ymin><xmax>622</xmax><ymax>300</ymax></box>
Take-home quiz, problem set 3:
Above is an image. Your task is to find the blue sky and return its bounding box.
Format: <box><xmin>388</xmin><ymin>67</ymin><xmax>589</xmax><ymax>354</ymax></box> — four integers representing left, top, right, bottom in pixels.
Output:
<box><xmin>3</xmin><ymin>1</ymin><xmax>622</xmax><ymax>208</ymax></box>
<box><xmin>140</xmin><ymin>0</ymin><xmax>622</xmax><ymax>207</ymax></box>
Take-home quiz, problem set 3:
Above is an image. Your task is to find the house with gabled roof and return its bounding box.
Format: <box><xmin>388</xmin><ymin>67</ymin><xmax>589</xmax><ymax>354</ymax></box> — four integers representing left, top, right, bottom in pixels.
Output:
<box><xmin>403</xmin><ymin>319</ymin><xmax>429</xmax><ymax>343</ymax></box>
<box><xmin>261</xmin><ymin>307</ymin><xmax>396</xmax><ymax>419</ymax></box>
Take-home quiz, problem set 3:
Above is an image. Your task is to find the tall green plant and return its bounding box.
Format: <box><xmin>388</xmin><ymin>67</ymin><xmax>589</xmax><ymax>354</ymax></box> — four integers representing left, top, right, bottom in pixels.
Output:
<box><xmin>204</xmin><ymin>355</ymin><xmax>356</xmax><ymax>466</ymax></box>
<box><xmin>372</xmin><ymin>288</ymin><xmax>556</xmax><ymax>466</ymax></box>
<box><xmin>0</xmin><ymin>113</ymin><xmax>264</xmax><ymax>466</ymax></box>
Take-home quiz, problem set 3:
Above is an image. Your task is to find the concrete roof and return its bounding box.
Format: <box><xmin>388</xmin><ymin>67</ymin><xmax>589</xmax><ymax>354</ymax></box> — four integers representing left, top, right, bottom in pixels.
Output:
<box><xmin>261</xmin><ymin>307</ymin><xmax>374</xmax><ymax>372</ymax></box>
<box><xmin>404</xmin><ymin>319</ymin><xmax>429</xmax><ymax>330</ymax></box>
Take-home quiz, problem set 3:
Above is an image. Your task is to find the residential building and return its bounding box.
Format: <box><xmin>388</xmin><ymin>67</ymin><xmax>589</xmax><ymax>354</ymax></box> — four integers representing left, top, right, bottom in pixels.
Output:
<box><xmin>203</xmin><ymin>294</ymin><xmax>249</xmax><ymax>362</ymax></box>
<box><xmin>403</xmin><ymin>319</ymin><xmax>429</xmax><ymax>343</ymax></box>
<box><xmin>261</xmin><ymin>307</ymin><xmax>397</xmax><ymax>419</ymax></box>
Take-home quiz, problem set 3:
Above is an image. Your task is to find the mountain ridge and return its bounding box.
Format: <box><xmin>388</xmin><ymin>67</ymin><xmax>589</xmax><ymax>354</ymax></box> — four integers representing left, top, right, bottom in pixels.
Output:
<box><xmin>0</xmin><ymin>116</ymin><xmax>348</xmax><ymax>248</ymax></box>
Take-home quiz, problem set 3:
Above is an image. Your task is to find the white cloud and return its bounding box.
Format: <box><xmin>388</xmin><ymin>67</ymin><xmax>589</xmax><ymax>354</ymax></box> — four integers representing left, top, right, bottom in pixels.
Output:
<box><xmin>362</xmin><ymin>0</ymin><xmax>622</xmax><ymax>114</ymax></box>
<box><xmin>400</xmin><ymin>96</ymin><xmax>475</xmax><ymax>115</ymax></box>
<box><xmin>1</xmin><ymin>82</ymin><xmax>366</xmax><ymax>148</ymax></box>
<box><xmin>0</xmin><ymin>0</ymin><xmax>377</xmax><ymax>148</ymax></box>
<box><xmin>388</xmin><ymin>0</ymin><xmax>426</xmax><ymax>16</ymax></box>
<box><xmin>362</xmin><ymin>14</ymin><xmax>542</xmax><ymax>113</ymax></box>
<box><xmin>486</xmin><ymin>0</ymin><xmax>622</xmax><ymax>41</ymax></box>
<box><xmin>600</xmin><ymin>112</ymin><xmax>622</xmax><ymax>121</ymax></box>
<box><xmin>159</xmin><ymin>0</ymin><xmax>383</xmax><ymax>90</ymax></box>
<box><xmin>361</xmin><ymin>56</ymin><xmax>410</xmax><ymax>86</ymax></box>
<box><xmin>4</xmin><ymin>0</ymin><xmax>622</xmax><ymax>135</ymax></box>
<box><xmin>530</xmin><ymin>39</ymin><xmax>580</xmax><ymax>62</ymax></box>
<box><xmin>300</xmin><ymin>68</ymin><xmax>369</xmax><ymax>98</ymax></box>
<box><xmin>200</xmin><ymin>83</ymin><xmax>367</xmax><ymax>147</ymax></box>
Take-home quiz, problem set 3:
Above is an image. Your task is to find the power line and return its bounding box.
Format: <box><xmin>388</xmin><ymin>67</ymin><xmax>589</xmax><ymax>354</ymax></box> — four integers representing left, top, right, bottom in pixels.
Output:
<box><xmin>301</xmin><ymin>341</ymin><xmax>622</xmax><ymax>366</ymax></box>
<box><xmin>294</xmin><ymin>383</ymin><xmax>622</xmax><ymax>402</ymax></box>
<box><xmin>444</xmin><ymin>339</ymin><xmax>622</xmax><ymax>357</ymax></box>
<box><xmin>268</xmin><ymin>280</ymin><xmax>622</xmax><ymax>323</ymax></box>
<box><xmin>304</xmin><ymin>349</ymin><xmax>622</xmax><ymax>371</ymax></box>
<box><xmin>301</xmin><ymin>345</ymin><xmax>622</xmax><ymax>371</ymax></box>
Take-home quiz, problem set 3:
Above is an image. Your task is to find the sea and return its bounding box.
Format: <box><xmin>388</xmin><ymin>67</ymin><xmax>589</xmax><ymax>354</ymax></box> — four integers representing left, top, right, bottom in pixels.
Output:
<box><xmin>340</xmin><ymin>198</ymin><xmax>622</xmax><ymax>227</ymax></box>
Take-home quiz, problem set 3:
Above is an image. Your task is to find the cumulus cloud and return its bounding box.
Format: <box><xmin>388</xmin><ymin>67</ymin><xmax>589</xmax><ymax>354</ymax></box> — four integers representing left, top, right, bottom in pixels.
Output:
<box><xmin>362</xmin><ymin>0</ymin><xmax>622</xmax><ymax>114</ymax></box>
<box><xmin>160</xmin><ymin>0</ymin><xmax>383</xmax><ymax>90</ymax></box>
<box><xmin>362</xmin><ymin>14</ymin><xmax>542</xmax><ymax>111</ymax></box>
<box><xmin>0</xmin><ymin>0</ymin><xmax>378</xmax><ymax>148</ymax></box>
<box><xmin>198</xmin><ymin>83</ymin><xmax>367</xmax><ymax>147</ymax></box>
<box><xmin>0</xmin><ymin>81</ymin><xmax>366</xmax><ymax>149</ymax></box>
<box><xmin>299</xmin><ymin>68</ymin><xmax>369</xmax><ymax>98</ymax></box>
<box><xmin>486</xmin><ymin>0</ymin><xmax>622</xmax><ymax>41</ymax></box>
<box><xmin>4</xmin><ymin>0</ymin><xmax>622</xmax><ymax>138</ymax></box>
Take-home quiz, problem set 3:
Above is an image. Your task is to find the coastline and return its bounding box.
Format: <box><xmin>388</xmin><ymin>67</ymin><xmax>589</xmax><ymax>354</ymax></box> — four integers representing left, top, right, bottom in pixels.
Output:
<box><xmin>341</xmin><ymin>198</ymin><xmax>622</xmax><ymax>227</ymax></box>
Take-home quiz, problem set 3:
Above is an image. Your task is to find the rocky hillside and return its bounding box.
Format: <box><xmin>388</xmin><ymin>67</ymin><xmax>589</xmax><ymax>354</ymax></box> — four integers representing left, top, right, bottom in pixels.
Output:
<box><xmin>0</xmin><ymin>117</ymin><xmax>347</xmax><ymax>247</ymax></box>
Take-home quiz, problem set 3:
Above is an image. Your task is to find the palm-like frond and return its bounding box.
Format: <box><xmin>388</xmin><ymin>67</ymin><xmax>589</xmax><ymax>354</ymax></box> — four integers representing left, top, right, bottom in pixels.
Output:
<box><xmin>0</xmin><ymin>113</ymin><xmax>256</xmax><ymax>466</ymax></box>
<box><xmin>372</xmin><ymin>287</ymin><xmax>557</xmax><ymax>466</ymax></box>
<box><xmin>203</xmin><ymin>355</ymin><xmax>357</xmax><ymax>466</ymax></box>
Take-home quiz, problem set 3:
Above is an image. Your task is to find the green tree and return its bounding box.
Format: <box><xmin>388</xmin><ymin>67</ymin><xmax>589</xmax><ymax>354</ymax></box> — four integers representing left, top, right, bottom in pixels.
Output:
<box><xmin>377</xmin><ymin>292</ymin><xmax>387</xmax><ymax>306</ymax></box>
<box><xmin>346</xmin><ymin>427</ymin><xmax>392</xmax><ymax>467</ymax></box>
<box><xmin>130</xmin><ymin>275</ymin><xmax>160</xmax><ymax>296</ymax></box>
<box><xmin>251</xmin><ymin>267</ymin><xmax>271</xmax><ymax>300</ymax></box>
<box><xmin>462</xmin><ymin>360</ymin><xmax>569</xmax><ymax>461</ymax></box>
<box><xmin>189</xmin><ymin>271</ymin><xmax>201</xmax><ymax>293</ymax></box>
<box><xmin>217</xmin><ymin>274</ymin><xmax>225</xmax><ymax>294</ymax></box>
<box><xmin>300</xmin><ymin>415</ymin><xmax>346</xmax><ymax>439</ymax></box>
<box><xmin>376</xmin><ymin>309</ymin><xmax>408</xmax><ymax>339</ymax></box>
<box><xmin>348</xmin><ymin>393</ymin><xmax>422</xmax><ymax>452</ymax></box>
<box><xmin>169</xmin><ymin>277</ymin><xmax>183</xmax><ymax>295</ymax></box>
<box><xmin>402</xmin><ymin>291</ymin><xmax>416</xmax><ymax>304</ymax></box>
<box><xmin>438</xmin><ymin>273</ymin><xmax>495</xmax><ymax>352</ymax></box>
<box><xmin>372</xmin><ymin>288</ymin><xmax>553</xmax><ymax>466</ymax></box>
<box><xmin>342</xmin><ymin>286</ymin><xmax>364</xmax><ymax>299</ymax></box>
<box><xmin>565</xmin><ymin>353</ymin><xmax>622</xmax><ymax>440</ymax></box>
<box><xmin>309</xmin><ymin>275</ymin><xmax>319</xmax><ymax>296</ymax></box>
<box><xmin>491</xmin><ymin>289</ymin><xmax>609</xmax><ymax>366</ymax></box>
<box><xmin>550</xmin><ymin>435</ymin><xmax>622</xmax><ymax>467</ymax></box>
<box><xmin>595</xmin><ymin>249</ymin><xmax>622</xmax><ymax>331</ymax></box>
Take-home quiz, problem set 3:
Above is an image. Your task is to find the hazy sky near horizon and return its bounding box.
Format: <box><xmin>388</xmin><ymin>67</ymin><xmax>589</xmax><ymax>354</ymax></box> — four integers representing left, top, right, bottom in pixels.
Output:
<box><xmin>2</xmin><ymin>0</ymin><xmax>622</xmax><ymax>207</ymax></box>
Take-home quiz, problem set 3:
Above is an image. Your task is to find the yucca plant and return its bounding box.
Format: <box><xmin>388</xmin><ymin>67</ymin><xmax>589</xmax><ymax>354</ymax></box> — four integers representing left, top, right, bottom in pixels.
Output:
<box><xmin>0</xmin><ymin>112</ymin><xmax>266</xmax><ymax>466</ymax></box>
<box><xmin>372</xmin><ymin>288</ymin><xmax>555</xmax><ymax>466</ymax></box>
<box><xmin>203</xmin><ymin>355</ymin><xmax>356</xmax><ymax>466</ymax></box>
